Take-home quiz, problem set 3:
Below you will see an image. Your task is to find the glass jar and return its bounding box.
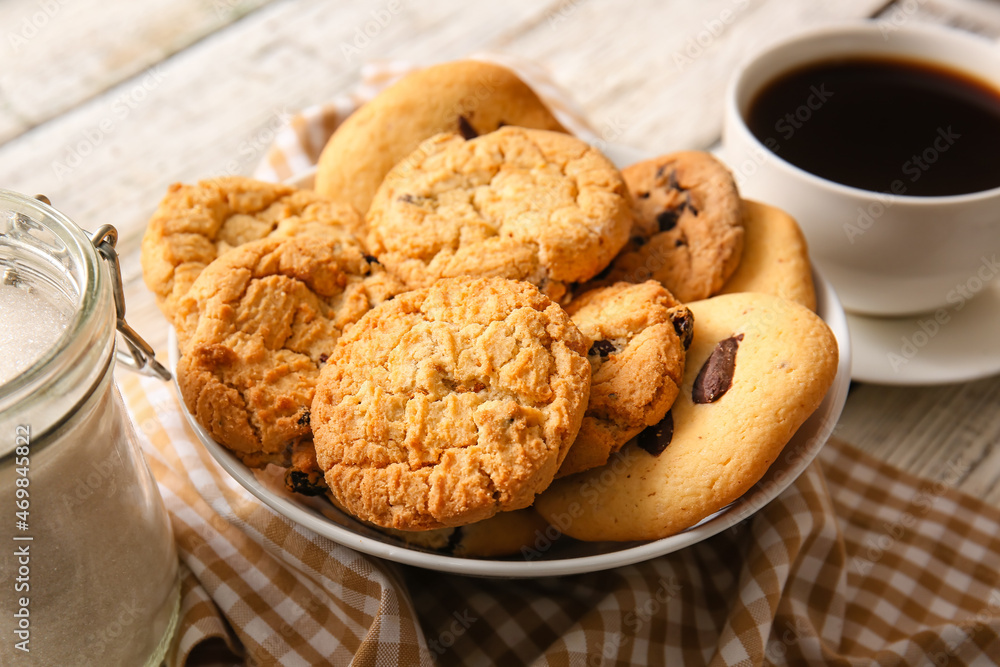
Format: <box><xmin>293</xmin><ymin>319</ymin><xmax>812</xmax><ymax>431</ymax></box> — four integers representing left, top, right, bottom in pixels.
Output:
<box><xmin>0</xmin><ymin>191</ymin><xmax>179</xmax><ymax>665</ymax></box>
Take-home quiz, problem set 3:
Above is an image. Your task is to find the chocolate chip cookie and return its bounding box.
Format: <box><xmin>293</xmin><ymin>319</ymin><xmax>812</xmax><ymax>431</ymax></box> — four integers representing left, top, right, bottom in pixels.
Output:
<box><xmin>175</xmin><ymin>237</ymin><xmax>402</xmax><ymax>468</ymax></box>
<box><xmin>365</xmin><ymin>127</ymin><xmax>632</xmax><ymax>303</ymax></box>
<box><xmin>141</xmin><ymin>176</ymin><xmax>364</xmax><ymax>323</ymax></box>
<box><xmin>557</xmin><ymin>281</ymin><xmax>693</xmax><ymax>478</ymax></box>
<box><xmin>597</xmin><ymin>151</ymin><xmax>744</xmax><ymax>302</ymax></box>
<box><xmin>314</xmin><ymin>60</ymin><xmax>567</xmax><ymax>214</ymax></box>
<box><xmin>311</xmin><ymin>276</ymin><xmax>592</xmax><ymax>531</ymax></box>
<box><xmin>536</xmin><ymin>291</ymin><xmax>838</xmax><ymax>542</ymax></box>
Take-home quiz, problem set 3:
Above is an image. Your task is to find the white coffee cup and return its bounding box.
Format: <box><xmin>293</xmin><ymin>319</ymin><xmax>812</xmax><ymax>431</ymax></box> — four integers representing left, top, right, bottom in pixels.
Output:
<box><xmin>722</xmin><ymin>21</ymin><xmax>1000</xmax><ymax>316</ymax></box>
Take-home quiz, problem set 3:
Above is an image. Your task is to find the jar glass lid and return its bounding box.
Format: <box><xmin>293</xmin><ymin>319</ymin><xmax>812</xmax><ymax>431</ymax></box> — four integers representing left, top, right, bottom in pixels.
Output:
<box><xmin>0</xmin><ymin>191</ymin><xmax>97</xmax><ymax>397</ymax></box>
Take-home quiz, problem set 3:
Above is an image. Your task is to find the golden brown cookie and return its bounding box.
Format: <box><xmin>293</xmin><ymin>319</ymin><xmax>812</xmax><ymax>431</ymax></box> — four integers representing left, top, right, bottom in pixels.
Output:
<box><xmin>141</xmin><ymin>176</ymin><xmax>364</xmax><ymax>323</ymax></box>
<box><xmin>365</xmin><ymin>127</ymin><xmax>632</xmax><ymax>303</ymax></box>
<box><xmin>363</xmin><ymin>507</ymin><xmax>552</xmax><ymax>558</ymax></box>
<box><xmin>718</xmin><ymin>199</ymin><xmax>816</xmax><ymax>311</ymax></box>
<box><xmin>597</xmin><ymin>151</ymin><xmax>744</xmax><ymax>302</ymax></box>
<box><xmin>175</xmin><ymin>237</ymin><xmax>402</xmax><ymax>468</ymax></box>
<box><xmin>535</xmin><ymin>291</ymin><xmax>838</xmax><ymax>542</ymax></box>
<box><xmin>315</xmin><ymin>60</ymin><xmax>567</xmax><ymax>214</ymax></box>
<box><xmin>557</xmin><ymin>281</ymin><xmax>693</xmax><ymax>478</ymax></box>
<box><xmin>311</xmin><ymin>276</ymin><xmax>591</xmax><ymax>531</ymax></box>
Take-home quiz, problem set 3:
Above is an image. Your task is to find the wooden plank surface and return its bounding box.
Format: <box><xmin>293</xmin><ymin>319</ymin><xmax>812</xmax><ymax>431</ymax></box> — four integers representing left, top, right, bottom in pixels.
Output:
<box><xmin>877</xmin><ymin>0</ymin><xmax>1000</xmax><ymax>35</ymax></box>
<box><xmin>499</xmin><ymin>0</ymin><xmax>889</xmax><ymax>151</ymax></box>
<box><xmin>2</xmin><ymin>0</ymin><xmax>999</xmax><ymax>504</ymax></box>
<box><xmin>0</xmin><ymin>0</ymin><xmax>273</xmax><ymax>144</ymax></box>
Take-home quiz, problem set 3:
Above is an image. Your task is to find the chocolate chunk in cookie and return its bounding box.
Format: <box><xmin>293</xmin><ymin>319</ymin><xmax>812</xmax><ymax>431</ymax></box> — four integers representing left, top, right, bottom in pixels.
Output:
<box><xmin>589</xmin><ymin>339</ymin><xmax>618</xmax><ymax>358</ymax></box>
<box><xmin>636</xmin><ymin>412</ymin><xmax>673</xmax><ymax>457</ymax></box>
<box><xmin>692</xmin><ymin>334</ymin><xmax>743</xmax><ymax>404</ymax></box>
<box><xmin>670</xmin><ymin>307</ymin><xmax>695</xmax><ymax>350</ymax></box>
<box><xmin>457</xmin><ymin>115</ymin><xmax>478</xmax><ymax>140</ymax></box>
<box><xmin>595</xmin><ymin>151</ymin><xmax>744</xmax><ymax>303</ymax></box>
<box><xmin>284</xmin><ymin>439</ymin><xmax>328</xmax><ymax>497</ymax></box>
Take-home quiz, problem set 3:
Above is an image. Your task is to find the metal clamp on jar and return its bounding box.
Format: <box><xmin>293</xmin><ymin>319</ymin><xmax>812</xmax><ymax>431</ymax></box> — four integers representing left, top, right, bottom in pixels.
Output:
<box><xmin>0</xmin><ymin>191</ymin><xmax>179</xmax><ymax>666</ymax></box>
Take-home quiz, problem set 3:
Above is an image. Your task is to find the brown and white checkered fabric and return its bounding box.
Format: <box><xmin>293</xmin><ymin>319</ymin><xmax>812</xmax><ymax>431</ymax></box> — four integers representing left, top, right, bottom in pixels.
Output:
<box><xmin>128</xmin><ymin>58</ymin><xmax>1000</xmax><ymax>666</ymax></box>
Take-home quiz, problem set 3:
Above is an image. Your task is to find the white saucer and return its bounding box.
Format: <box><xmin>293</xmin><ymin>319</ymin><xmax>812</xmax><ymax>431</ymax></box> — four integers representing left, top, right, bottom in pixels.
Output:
<box><xmin>847</xmin><ymin>280</ymin><xmax>1000</xmax><ymax>385</ymax></box>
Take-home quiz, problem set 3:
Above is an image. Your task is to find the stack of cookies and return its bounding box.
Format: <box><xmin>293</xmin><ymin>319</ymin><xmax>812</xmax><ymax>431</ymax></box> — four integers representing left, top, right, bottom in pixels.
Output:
<box><xmin>141</xmin><ymin>60</ymin><xmax>838</xmax><ymax>558</ymax></box>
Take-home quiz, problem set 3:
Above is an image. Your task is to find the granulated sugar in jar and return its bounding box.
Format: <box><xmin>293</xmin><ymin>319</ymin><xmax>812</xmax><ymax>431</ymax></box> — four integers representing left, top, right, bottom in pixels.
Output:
<box><xmin>0</xmin><ymin>191</ymin><xmax>179</xmax><ymax>665</ymax></box>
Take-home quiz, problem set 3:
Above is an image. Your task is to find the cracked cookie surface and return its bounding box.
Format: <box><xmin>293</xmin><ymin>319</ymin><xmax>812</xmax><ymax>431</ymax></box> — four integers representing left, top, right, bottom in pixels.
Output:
<box><xmin>141</xmin><ymin>176</ymin><xmax>364</xmax><ymax>323</ymax></box>
<box><xmin>314</xmin><ymin>59</ymin><xmax>568</xmax><ymax>215</ymax></box>
<box><xmin>175</xmin><ymin>237</ymin><xmax>403</xmax><ymax>468</ymax></box>
<box><xmin>365</xmin><ymin>127</ymin><xmax>632</xmax><ymax>303</ymax></box>
<box><xmin>597</xmin><ymin>151</ymin><xmax>744</xmax><ymax>302</ymax></box>
<box><xmin>558</xmin><ymin>281</ymin><xmax>692</xmax><ymax>478</ymax></box>
<box><xmin>311</xmin><ymin>276</ymin><xmax>591</xmax><ymax>531</ymax></box>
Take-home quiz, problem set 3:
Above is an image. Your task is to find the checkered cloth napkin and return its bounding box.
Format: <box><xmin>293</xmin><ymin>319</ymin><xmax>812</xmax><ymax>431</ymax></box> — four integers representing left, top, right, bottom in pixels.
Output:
<box><xmin>125</xmin><ymin>57</ymin><xmax>1000</xmax><ymax>666</ymax></box>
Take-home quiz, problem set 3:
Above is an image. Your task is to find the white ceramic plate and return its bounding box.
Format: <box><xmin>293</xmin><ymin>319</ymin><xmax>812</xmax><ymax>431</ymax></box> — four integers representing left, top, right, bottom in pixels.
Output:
<box><xmin>847</xmin><ymin>281</ymin><xmax>1000</xmax><ymax>385</ymax></box>
<box><xmin>168</xmin><ymin>269</ymin><xmax>849</xmax><ymax>577</ymax></box>
<box><xmin>169</xmin><ymin>143</ymin><xmax>851</xmax><ymax>577</ymax></box>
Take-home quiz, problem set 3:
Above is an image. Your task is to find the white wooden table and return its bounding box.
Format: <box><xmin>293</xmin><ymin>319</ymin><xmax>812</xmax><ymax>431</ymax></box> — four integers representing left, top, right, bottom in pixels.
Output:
<box><xmin>3</xmin><ymin>0</ymin><xmax>999</xmax><ymax>506</ymax></box>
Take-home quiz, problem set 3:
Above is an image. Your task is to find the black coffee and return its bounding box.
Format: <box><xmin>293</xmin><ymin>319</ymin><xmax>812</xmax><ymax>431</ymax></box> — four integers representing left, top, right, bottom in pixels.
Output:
<box><xmin>746</xmin><ymin>57</ymin><xmax>1000</xmax><ymax>196</ymax></box>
